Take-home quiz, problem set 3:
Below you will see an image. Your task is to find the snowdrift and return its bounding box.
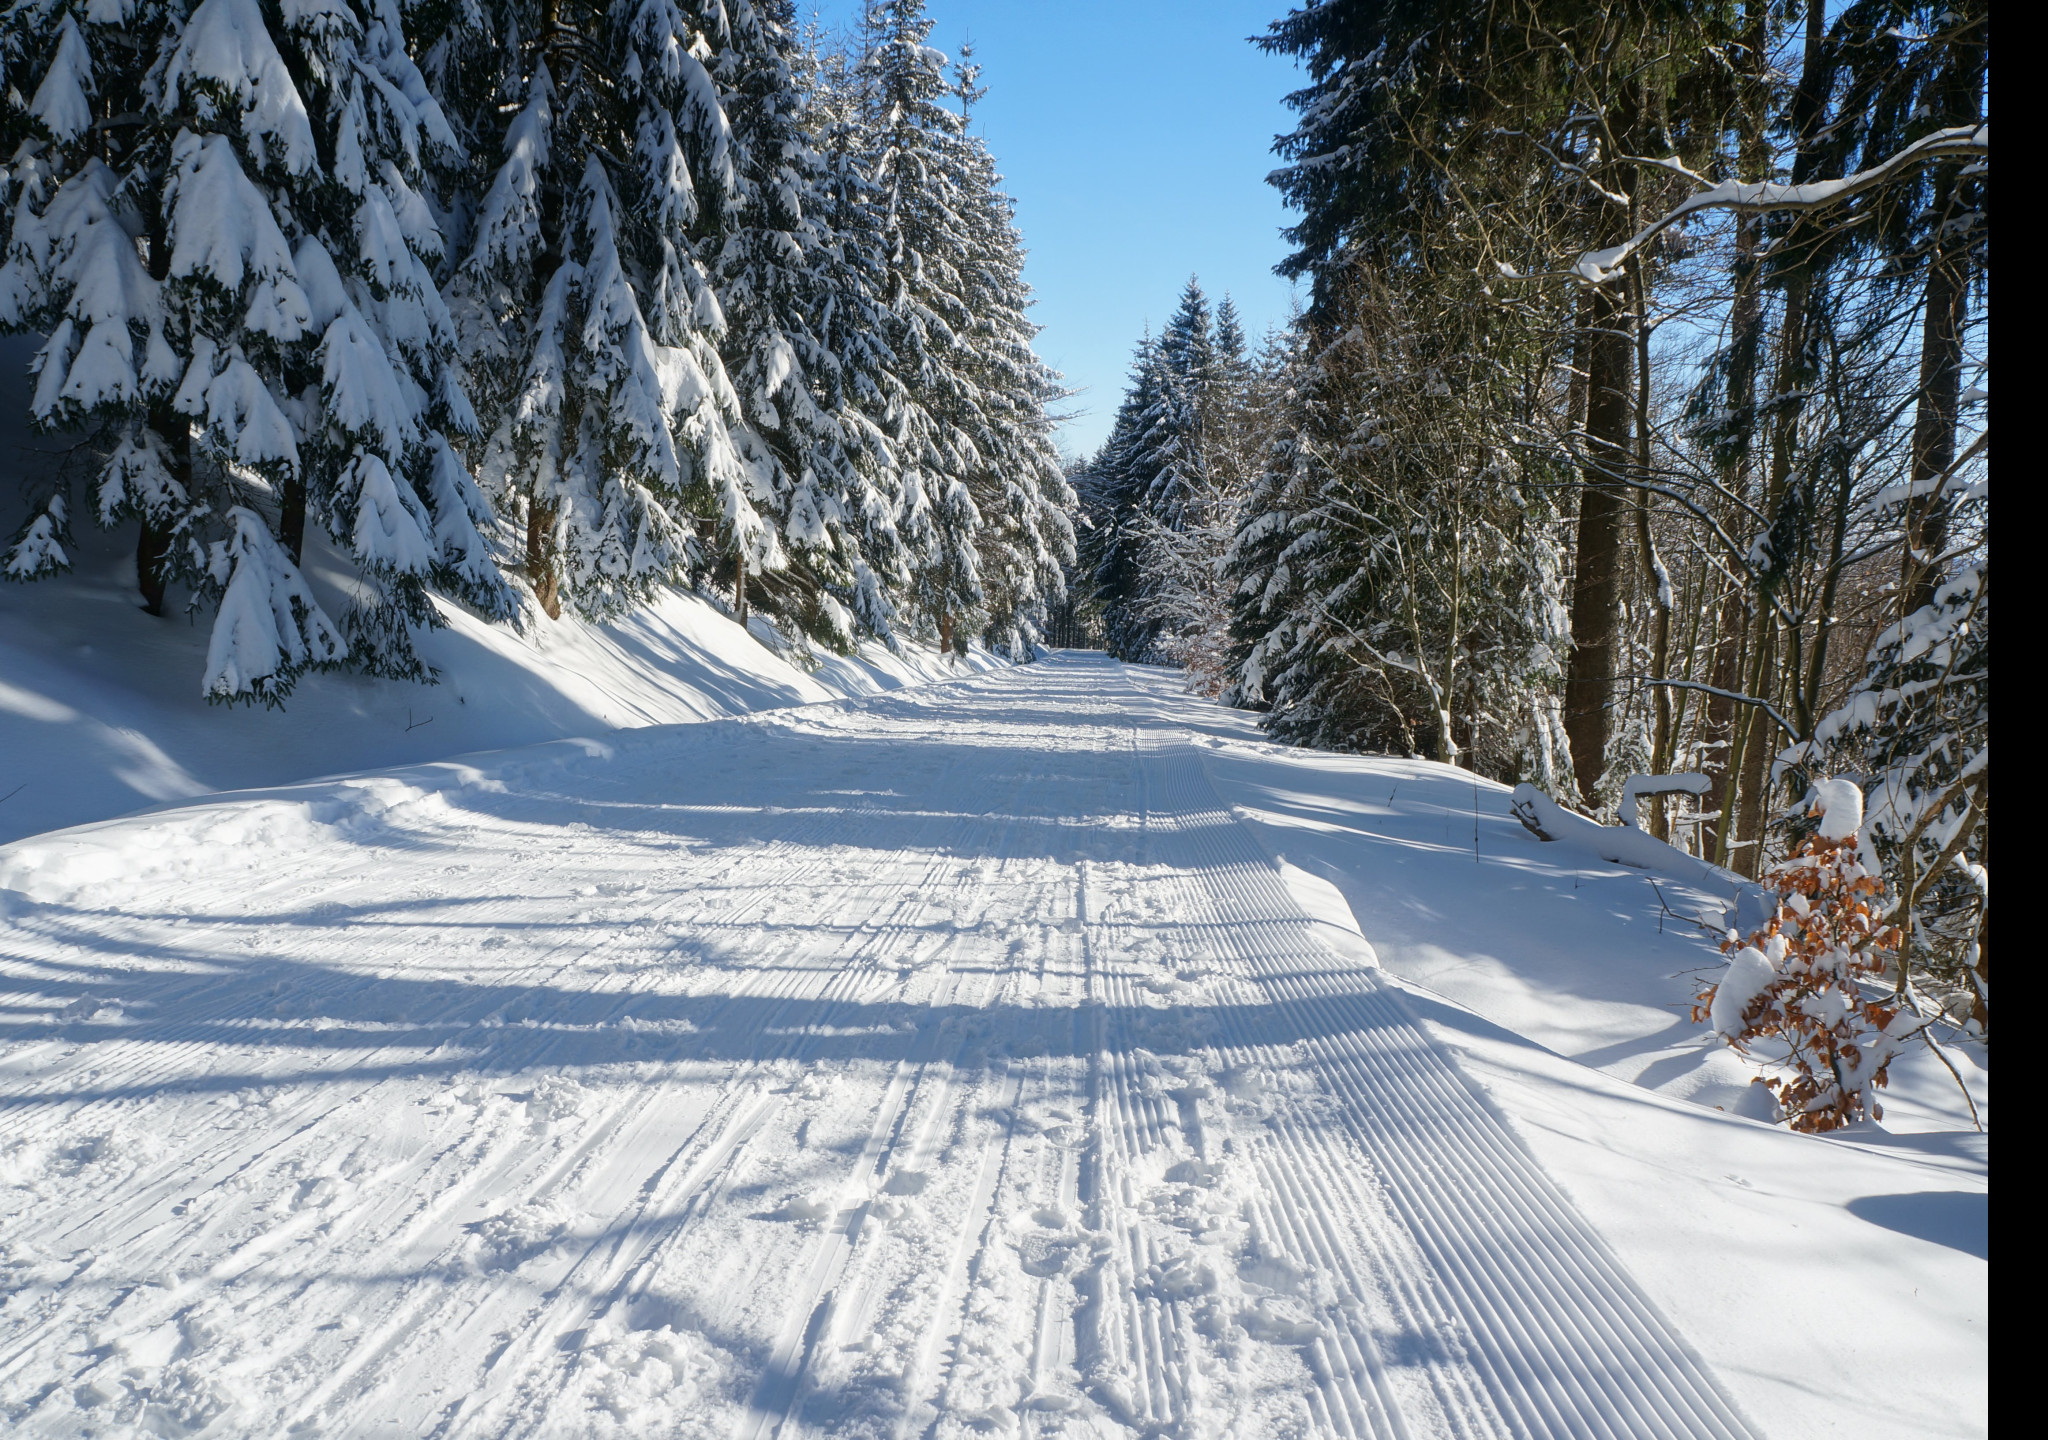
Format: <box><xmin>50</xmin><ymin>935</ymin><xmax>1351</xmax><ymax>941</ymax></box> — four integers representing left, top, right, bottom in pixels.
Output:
<box><xmin>0</xmin><ymin>541</ymin><xmax>990</xmax><ymax>847</ymax></box>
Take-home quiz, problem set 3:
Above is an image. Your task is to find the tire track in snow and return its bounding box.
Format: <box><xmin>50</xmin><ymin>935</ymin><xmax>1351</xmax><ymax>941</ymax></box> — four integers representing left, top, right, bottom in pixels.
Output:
<box><xmin>2</xmin><ymin>713</ymin><xmax>984</xmax><ymax>1431</ymax></box>
<box><xmin>1123</xmin><ymin>715</ymin><xmax>1516</xmax><ymax>1439</ymax></box>
<box><xmin>423</xmin><ymin>710</ymin><xmax>1017</xmax><ymax>1438</ymax></box>
<box><xmin>741</xmin><ymin>700</ymin><xmax>1114</xmax><ymax>1440</ymax></box>
<box><xmin>392</xmin><ymin>793</ymin><xmax>995</xmax><ymax>1435</ymax></box>
<box><xmin>1075</xmin><ymin>847</ymin><xmax>1201</xmax><ymax>1434</ymax></box>
<box><xmin>0</xmin><ymin>718</ymin><xmax>906</xmax><ymax>1129</ymax></box>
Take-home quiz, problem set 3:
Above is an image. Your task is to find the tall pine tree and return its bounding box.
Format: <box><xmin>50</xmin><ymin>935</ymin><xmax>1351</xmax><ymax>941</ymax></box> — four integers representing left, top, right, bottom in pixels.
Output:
<box><xmin>939</xmin><ymin>44</ymin><xmax>1073</xmax><ymax>655</ymax></box>
<box><xmin>435</xmin><ymin>0</ymin><xmax>773</xmax><ymax>621</ymax></box>
<box><xmin>706</xmin><ymin>0</ymin><xmax>910</xmax><ymax>648</ymax></box>
<box><xmin>858</xmin><ymin>0</ymin><xmax>988</xmax><ymax>653</ymax></box>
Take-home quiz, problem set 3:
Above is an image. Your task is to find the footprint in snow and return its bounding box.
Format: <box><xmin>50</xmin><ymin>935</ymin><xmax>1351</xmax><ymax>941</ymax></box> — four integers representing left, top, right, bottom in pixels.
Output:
<box><xmin>771</xmin><ymin>1194</ymin><xmax>837</xmax><ymax>1224</ymax></box>
<box><xmin>466</xmin><ymin>1199</ymin><xmax>576</xmax><ymax>1270</ymax></box>
<box><xmin>1017</xmin><ymin>1229</ymin><xmax>1083</xmax><ymax>1278</ymax></box>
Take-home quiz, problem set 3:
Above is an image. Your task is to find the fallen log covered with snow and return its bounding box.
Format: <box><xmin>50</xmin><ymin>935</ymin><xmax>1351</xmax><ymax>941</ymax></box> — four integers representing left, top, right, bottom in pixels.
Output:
<box><xmin>1510</xmin><ymin>782</ymin><xmax>1735</xmax><ymax>892</ymax></box>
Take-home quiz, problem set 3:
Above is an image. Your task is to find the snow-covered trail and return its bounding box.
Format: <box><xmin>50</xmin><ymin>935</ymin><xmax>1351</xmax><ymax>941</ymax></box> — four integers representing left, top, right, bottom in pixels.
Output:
<box><xmin>1</xmin><ymin>654</ymin><xmax>1759</xmax><ymax>1438</ymax></box>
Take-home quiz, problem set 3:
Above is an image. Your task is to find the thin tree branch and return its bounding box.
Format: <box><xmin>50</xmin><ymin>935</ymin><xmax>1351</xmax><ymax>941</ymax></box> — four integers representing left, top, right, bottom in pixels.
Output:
<box><xmin>1642</xmin><ymin>680</ymin><xmax>1798</xmax><ymax>740</ymax></box>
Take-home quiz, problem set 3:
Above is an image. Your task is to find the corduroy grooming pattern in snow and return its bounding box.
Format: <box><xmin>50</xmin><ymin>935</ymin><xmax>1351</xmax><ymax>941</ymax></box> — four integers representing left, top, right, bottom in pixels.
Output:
<box><xmin>1090</xmin><ymin>668</ymin><xmax>1759</xmax><ymax>1440</ymax></box>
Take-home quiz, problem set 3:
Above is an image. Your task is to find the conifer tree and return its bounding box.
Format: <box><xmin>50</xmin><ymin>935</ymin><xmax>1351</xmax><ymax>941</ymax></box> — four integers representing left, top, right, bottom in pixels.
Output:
<box><xmin>801</xmin><ymin>33</ymin><xmax>919</xmax><ymax>641</ymax></box>
<box><xmin>2</xmin><ymin>0</ymin><xmax>506</xmax><ymax>702</ymax></box>
<box><xmin>857</xmin><ymin>0</ymin><xmax>988</xmax><ymax>653</ymax></box>
<box><xmin>4</xmin><ymin>0</ymin><xmax>1080</xmax><ymax>689</ymax></box>
<box><xmin>1208</xmin><ymin>295</ymin><xmax>1257</xmax><ymax>493</ymax></box>
<box><xmin>1222</xmin><ymin>274</ymin><xmax>1571</xmax><ymax>771</ymax></box>
<box><xmin>705</xmin><ymin>0</ymin><xmax>910</xmax><ymax>648</ymax></box>
<box><xmin>1080</xmin><ymin>279</ymin><xmax>1238</xmax><ymax>663</ymax></box>
<box><xmin>939</xmin><ymin>45</ymin><xmax>1073</xmax><ymax>655</ymax></box>
<box><xmin>435</xmin><ymin>0</ymin><xmax>771</xmax><ymax>621</ymax></box>
<box><xmin>1076</xmin><ymin>333</ymin><xmax>1162</xmax><ymax>660</ymax></box>
<box><xmin>1140</xmin><ymin>278</ymin><xmax>1215</xmax><ymax>533</ymax></box>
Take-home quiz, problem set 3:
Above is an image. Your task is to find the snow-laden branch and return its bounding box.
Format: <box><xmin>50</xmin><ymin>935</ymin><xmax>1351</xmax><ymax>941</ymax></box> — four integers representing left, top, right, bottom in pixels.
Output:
<box><xmin>1502</xmin><ymin>126</ymin><xmax>1988</xmax><ymax>287</ymax></box>
<box><xmin>1857</xmin><ymin>429</ymin><xmax>1988</xmax><ymax>517</ymax></box>
<box><xmin>1643</xmin><ymin>679</ymin><xmax>1798</xmax><ymax>741</ymax></box>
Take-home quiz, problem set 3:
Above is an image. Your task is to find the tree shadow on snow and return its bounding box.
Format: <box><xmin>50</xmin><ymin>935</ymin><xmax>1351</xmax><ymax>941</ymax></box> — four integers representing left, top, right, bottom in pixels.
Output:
<box><xmin>1844</xmin><ymin>1191</ymin><xmax>1987</xmax><ymax>1260</ymax></box>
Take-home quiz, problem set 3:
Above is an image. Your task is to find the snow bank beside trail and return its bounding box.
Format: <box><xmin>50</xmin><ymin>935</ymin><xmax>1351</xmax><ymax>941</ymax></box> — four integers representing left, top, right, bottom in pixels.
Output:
<box><xmin>1148</xmin><ymin>680</ymin><xmax>1986</xmax><ymax>1166</ymax></box>
<box><xmin>0</xmin><ymin>522</ymin><xmax>994</xmax><ymax>847</ymax></box>
<box><xmin>1509</xmin><ymin>781</ymin><xmax>1733</xmax><ymax>889</ymax></box>
<box><xmin>2</xmin><ymin>719</ymin><xmax>756</xmax><ymax>909</ymax></box>
<box><xmin>0</xmin><ymin>759</ymin><xmax>510</xmax><ymax>908</ymax></box>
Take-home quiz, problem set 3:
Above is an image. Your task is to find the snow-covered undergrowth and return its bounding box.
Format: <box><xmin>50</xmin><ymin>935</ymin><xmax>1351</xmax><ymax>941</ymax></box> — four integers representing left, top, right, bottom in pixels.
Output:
<box><xmin>0</xmin><ymin>656</ymin><xmax>1984</xmax><ymax>1438</ymax></box>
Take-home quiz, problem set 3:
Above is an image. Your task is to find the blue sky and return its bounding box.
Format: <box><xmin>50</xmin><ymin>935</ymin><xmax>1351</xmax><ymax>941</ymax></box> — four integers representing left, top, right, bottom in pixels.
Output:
<box><xmin>803</xmin><ymin>1</ymin><xmax>1307</xmax><ymax>459</ymax></box>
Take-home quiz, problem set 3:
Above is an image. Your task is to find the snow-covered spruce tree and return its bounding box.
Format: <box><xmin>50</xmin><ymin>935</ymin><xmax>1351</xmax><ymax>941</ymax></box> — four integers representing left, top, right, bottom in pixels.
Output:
<box><xmin>432</xmin><ymin>0</ymin><xmax>774</xmax><ymax>622</ymax></box>
<box><xmin>1220</xmin><ymin>324</ymin><xmax>1306</xmax><ymax>713</ymax></box>
<box><xmin>938</xmin><ymin>45</ymin><xmax>1072</xmax><ymax>657</ymax></box>
<box><xmin>1223</xmin><ymin>272</ymin><xmax>1573</xmax><ymax>776</ymax></box>
<box><xmin>798</xmin><ymin>31</ymin><xmax>917</xmax><ymax>642</ymax></box>
<box><xmin>1</xmin><ymin>0</ymin><xmax>509</xmax><ymax>702</ymax></box>
<box><xmin>699</xmin><ymin>0</ymin><xmax>909</xmax><ymax>650</ymax></box>
<box><xmin>1075</xmin><ymin>332</ymin><xmax>1162</xmax><ymax>661</ymax></box>
<box><xmin>1126</xmin><ymin>292</ymin><xmax>1271</xmax><ymax>693</ymax></box>
<box><xmin>1208</xmin><ymin>294</ymin><xmax>1258</xmax><ymax>494</ymax></box>
<box><xmin>1081</xmin><ymin>279</ymin><xmax>1244</xmax><ymax>669</ymax></box>
<box><xmin>855</xmin><ymin>0</ymin><xmax>989</xmax><ymax>655</ymax></box>
<box><xmin>1130</xmin><ymin>494</ymin><xmax>1237</xmax><ymax>694</ymax></box>
<box><xmin>1139</xmin><ymin>278</ymin><xmax>1215</xmax><ymax>536</ymax></box>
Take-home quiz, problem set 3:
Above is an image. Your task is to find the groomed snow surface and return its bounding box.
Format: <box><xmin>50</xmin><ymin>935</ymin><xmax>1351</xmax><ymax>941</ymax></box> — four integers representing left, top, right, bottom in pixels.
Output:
<box><xmin>0</xmin><ymin>656</ymin><xmax>1986</xmax><ymax>1438</ymax></box>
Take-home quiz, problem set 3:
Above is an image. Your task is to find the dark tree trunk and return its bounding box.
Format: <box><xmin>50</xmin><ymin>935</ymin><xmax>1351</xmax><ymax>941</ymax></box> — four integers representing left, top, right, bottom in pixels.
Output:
<box><xmin>526</xmin><ymin>497</ymin><xmax>561</xmax><ymax>619</ymax></box>
<box><xmin>1701</xmin><ymin>9</ymin><xmax>1770</xmax><ymax>856</ymax></box>
<box><xmin>1970</xmin><ymin>817</ymin><xmax>1988</xmax><ymax>1031</ymax></box>
<box><xmin>1629</xmin><ymin>257</ymin><xmax>1673</xmax><ymax>801</ymax></box>
<box><xmin>138</xmin><ymin>404</ymin><xmax>189</xmax><ymax>617</ymax></box>
<box><xmin>1906</xmin><ymin>3</ymin><xmax>1987</xmax><ymax>616</ymax></box>
<box><xmin>1721</xmin><ymin>0</ymin><xmax>1830</xmax><ymax>873</ymax></box>
<box><xmin>135</xmin><ymin>514</ymin><xmax>172</xmax><ymax>617</ymax></box>
<box><xmin>1563</xmin><ymin>282</ymin><xmax>1633</xmax><ymax>798</ymax></box>
<box><xmin>1565</xmin><ymin>288</ymin><xmax>1595</xmax><ymax>439</ymax></box>
<box><xmin>137</xmin><ymin>202</ymin><xmax>183</xmax><ymax>616</ymax></box>
<box><xmin>1728</xmin><ymin>613</ymin><xmax>1777</xmax><ymax>878</ymax></box>
<box><xmin>1699</xmin><ymin>593</ymin><xmax>1745</xmax><ymax>860</ymax></box>
<box><xmin>1904</xmin><ymin>222</ymin><xmax>1971</xmax><ymax>617</ymax></box>
<box><xmin>281</xmin><ymin>480</ymin><xmax>307</xmax><ymax>565</ymax></box>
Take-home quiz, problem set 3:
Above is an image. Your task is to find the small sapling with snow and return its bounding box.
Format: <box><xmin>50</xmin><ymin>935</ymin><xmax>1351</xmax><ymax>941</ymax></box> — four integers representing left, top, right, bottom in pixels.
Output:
<box><xmin>1695</xmin><ymin>779</ymin><xmax>1918</xmax><ymax>1132</ymax></box>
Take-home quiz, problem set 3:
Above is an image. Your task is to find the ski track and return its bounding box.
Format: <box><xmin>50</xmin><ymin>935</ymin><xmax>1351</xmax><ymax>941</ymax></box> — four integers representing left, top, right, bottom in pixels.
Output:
<box><xmin>0</xmin><ymin>654</ymin><xmax>1759</xmax><ymax>1439</ymax></box>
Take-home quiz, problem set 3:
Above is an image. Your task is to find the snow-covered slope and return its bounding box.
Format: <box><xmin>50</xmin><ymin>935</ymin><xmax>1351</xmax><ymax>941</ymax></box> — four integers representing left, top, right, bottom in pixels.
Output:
<box><xmin>0</xmin><ymin>655</ymin><xmax>1985</xmax><ymax>1438</ymax></box>
<box><xmin>1171</xmin><ymin>682</ymin><xmax>1990</xmax><ymax>1165</ymax></box>
<box><xmin>0</xmin><ymin>549</ymin><xmax>989</xmax><ymax>847</ymax></box>
<box><xmin>0</xmin><ymin>331</ymin><xmax>992</xmax><ymax>847</ymax></box>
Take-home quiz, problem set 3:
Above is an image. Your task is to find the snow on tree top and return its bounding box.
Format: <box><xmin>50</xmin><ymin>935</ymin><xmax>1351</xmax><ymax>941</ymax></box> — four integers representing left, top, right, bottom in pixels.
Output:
<box><xmin>166</xmin><ymin>132</ymin><xmax>304</xmax><ymax>298</ymax></box>
<box><xmin>1810</xmin><ymin>778</ymin><xmax>1865</xmax><ymax>843</ymax></box>
<box><xmin>27</xmin><ymin>16</ymin><xmax>95</xmax><ymax>144</ymax></box>
<box><xmin>164</xmin><ymin>0</ymin><xmax>320</xmax><ymax>176</ymax></box>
